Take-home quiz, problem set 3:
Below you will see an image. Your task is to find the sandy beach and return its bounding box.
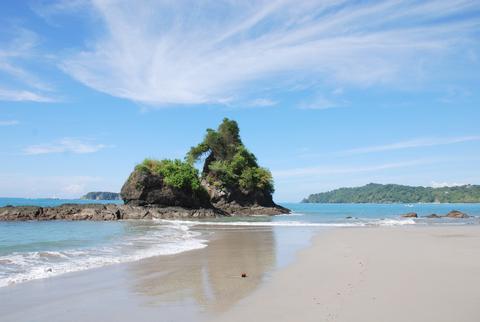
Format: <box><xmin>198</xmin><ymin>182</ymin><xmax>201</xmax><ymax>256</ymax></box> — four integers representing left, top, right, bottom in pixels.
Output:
<box><xmin>1</xmin><ymin>225</ymin><xmax>479</xmax><ymax>321</ymax></box>
<box><xmin>215</xmin><ymin>226</ymin><xmax>480</xmax><ymax>322</ymax></box>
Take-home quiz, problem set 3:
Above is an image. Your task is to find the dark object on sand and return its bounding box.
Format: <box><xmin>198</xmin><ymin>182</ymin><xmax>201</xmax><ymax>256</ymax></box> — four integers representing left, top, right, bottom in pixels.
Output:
<box><xmin>241</xmin><ymin>273</ymin><xmax>247</xmax><ymax>278</ymax></box>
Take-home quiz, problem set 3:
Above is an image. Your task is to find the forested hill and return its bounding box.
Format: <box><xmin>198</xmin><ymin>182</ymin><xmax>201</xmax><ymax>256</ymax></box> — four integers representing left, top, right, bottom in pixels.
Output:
<box><xmin>302</xmin><ymin>183</ymin><xmax>480</xmax><ymax>203</ymax></box>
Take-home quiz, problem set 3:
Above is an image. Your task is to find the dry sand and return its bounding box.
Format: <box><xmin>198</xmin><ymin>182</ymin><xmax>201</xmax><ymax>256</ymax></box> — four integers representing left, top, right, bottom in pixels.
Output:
<box><xmin>215</xmin><ymin>226</ymin><xmax>480</xmax><ymax>322</ymax></box>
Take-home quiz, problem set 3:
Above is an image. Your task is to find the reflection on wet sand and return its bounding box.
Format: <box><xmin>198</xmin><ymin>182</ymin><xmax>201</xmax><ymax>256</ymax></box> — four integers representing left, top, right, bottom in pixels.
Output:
<box><xmin>128</xmin><ymin>226</ymin><xmax>276</xmax><ymax>313</ymax></box>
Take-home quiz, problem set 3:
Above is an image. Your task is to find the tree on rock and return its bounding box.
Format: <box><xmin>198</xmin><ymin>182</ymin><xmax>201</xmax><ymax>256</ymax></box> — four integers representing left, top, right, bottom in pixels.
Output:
<box><xmin>186</xmin><ymin>118</ymin><xmax>276</xmax><ymax>210</ymax></box>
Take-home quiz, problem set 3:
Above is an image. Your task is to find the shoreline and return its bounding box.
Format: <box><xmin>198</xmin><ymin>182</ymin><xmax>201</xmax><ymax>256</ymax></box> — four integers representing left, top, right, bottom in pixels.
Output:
<box><xmin>1</xmin><ymin>225</ymin><xmax>479</xmax><ymax>321</ymax></box>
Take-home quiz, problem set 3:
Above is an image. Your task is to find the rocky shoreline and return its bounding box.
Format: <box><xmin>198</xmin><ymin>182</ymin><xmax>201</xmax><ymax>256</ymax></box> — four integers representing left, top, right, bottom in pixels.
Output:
<box><xmin>0</xmin><ymin>203</ymin><xmax>290</xmax><ymax>221</ymax></box>
<box><xmin>0</xmin><ymin>204</ymin><xmax>220</xmax><ymax>221</ymax></box>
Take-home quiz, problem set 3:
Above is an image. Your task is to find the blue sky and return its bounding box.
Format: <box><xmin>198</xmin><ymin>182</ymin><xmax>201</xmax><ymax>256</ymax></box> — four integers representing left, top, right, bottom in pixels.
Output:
<box><xmin>0</xmin><ymin>0</ymin><xmax>479</xmax><ymax>201</ymax></box>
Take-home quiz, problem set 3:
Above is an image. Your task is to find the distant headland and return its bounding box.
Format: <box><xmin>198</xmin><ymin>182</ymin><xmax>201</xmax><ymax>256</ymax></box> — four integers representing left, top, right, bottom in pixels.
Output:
<box><xmin>302</xmin><ymin>183</ymin><xmax>480</xmax><ymax>203</ymax></box>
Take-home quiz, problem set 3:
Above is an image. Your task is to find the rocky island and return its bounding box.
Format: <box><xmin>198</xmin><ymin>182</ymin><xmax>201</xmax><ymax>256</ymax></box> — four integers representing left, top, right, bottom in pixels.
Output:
<box><xmin>0</xmin><ymin>119</ymin><xmax>289</xmax><ymax>221</ymax></box>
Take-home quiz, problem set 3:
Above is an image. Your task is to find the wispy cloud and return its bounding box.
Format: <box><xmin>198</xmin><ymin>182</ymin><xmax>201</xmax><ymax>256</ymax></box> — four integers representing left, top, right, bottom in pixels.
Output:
<box><xmin>343</xmin><ymin>136</ymin><xmax>480</xmax><ymax>155</ymax></box>
<box><xmin>248</xmin><ymin>98</ymin><xmax>277</xmax><ymax>107</ymax></box>
<box><xmin>58</xmin><ymin>0</ymin><xmax>480</xmax><ymax>106</ymax></box>
<box><xmin>0</xmin><ymin>27</ymin><xmax>57</xmax><ymax>102</ymax></box>
<box><xmin>0</xmin><ymin>173</ymin><xmax>104</xmax><ymax>198</ymax></box>
<box><xmin>430</xmin><ymin>181</ymin><xmax>466</xmax><ymax>188</ymax></box>
<box><xmin>0</xmin><ymin>88</ymin><xmax>56</xmax><ymax>103</ymax></box>
<box><xmin>0</xmin><ymin>120</ymin><xmax>19</xmax><ymax>126</ymax></box>
<box><xmin>24</xmin><ymin>138</ymin><xmax>108</xmax><ymax>155</ymax></box>
<box><xmin>273</xmin><ymin>160</ymin><xmax>432</xmax><ymax>179</ymax></box>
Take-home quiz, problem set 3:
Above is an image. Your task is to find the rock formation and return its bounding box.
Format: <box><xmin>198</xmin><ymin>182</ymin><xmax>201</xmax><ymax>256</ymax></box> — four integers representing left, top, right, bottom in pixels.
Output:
<box><xmin>0</xmin><ymin>204</ymin><xmax>221</xmax><ymax>221</ymax></box>
<box><xmin>0</xmin><ymin>119</ymin><xmax>289</xmax><ymax>220</ymax></box>
<box><xmin>401</xmin><ymin>212</ymin><xmax>418</xmax><ymax>218</ymax></box>
<box><xmin>121</xmin><ymin>167</ymin><xmax>211</xmax><ymax>209</ymax></box>
<box><xmin>186</xmin><ymin>118</ymin><xmax>289</xmax><ymax>215</ymax></box>
<box><xmin>445</xmin><ymin>210</ymin><xmax>469</xmax><ymax>218</ymax></box>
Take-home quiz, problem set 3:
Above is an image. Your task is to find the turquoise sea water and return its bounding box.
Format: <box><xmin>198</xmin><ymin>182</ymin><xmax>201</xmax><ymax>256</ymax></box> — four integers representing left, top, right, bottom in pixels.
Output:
<box><xmin>1</xmin><ymin>198</ymin><xmax>479</xmax><ymax>287</ymax></box>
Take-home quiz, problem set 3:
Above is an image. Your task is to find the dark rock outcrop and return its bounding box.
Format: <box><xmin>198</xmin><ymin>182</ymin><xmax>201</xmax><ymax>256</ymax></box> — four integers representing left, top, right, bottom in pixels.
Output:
<box><xmin>401</xmin><ymin>212</ymin><xmax>418</xmax><ymax>218</ymax></box>
<box><xmin>201</xmin><ymin>180</ymin><xmax>289</xmax><ymax>215</ymax></box>
<box><xmin>0</xmin><ymin>204</ymin><xmax>223</xmax><ymax>221</ymax></box>
<box><xmin>445</xmin><ymin>210</ymin><xmax>469</xmax><ymax>218</ymax></box>
<box><xmin>426</xmin><ymin>214</ymin><xmax>441</xmax><ymax>218</ymax></box>
<box><xmin>121</xmin><ymin>169</ymin><xmax>211</xmax><ymax>209</ymax></box>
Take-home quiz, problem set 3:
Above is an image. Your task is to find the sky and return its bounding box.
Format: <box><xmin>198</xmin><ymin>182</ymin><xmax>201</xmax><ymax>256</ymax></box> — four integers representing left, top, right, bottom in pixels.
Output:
<box><xmin>0</xmin><ymin>0</ymin><xmax>479</xmax><ymax>202</ymax></box>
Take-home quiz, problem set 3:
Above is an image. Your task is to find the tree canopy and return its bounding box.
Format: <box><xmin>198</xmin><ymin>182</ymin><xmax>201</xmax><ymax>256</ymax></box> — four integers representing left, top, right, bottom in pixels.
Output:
<box><xmin>186</xmin><ymin>118</ymin><xmax>274</xmax><ymax>193</ymax></box>
<box><xmin>302</xmin><ymin>183</ymin><xmax>480</xmax><ymax>203</ymax></box>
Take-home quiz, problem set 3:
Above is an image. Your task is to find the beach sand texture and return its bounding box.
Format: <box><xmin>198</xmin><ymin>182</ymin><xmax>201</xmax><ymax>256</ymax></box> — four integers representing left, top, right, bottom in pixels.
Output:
<box><xmin>215</xmin><ymin>226</ymin><xmax>480</xmax><ymax>322</ymax></box>
<box><xmin>1</xmin><ymin>226</ymin><xmax>479</xmax><ymax>321</ymax></box>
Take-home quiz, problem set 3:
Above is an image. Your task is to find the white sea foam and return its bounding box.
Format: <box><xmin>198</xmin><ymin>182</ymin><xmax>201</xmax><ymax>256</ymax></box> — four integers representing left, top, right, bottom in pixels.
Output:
<box><xmin>160</xmin><ymin>218</ymin><xmax>417</xmax><ymax>228</ymax></box>
<box><xmin>0</xmin><ymin>221</ymin><xmax>207</xmax><ymax>288</ymax></box>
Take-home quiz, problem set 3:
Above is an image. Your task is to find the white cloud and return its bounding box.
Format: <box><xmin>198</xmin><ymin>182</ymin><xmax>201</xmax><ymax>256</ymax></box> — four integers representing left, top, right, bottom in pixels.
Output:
<box><xmin>0</xmin><ymin>28</ymin><xmax>57</xmax><ymax>102</ymax></box>
<box><xmin>0</xmin><ymin>88</ymin><xmax>56</xmax><ymax>103</ymax></box>
<box><xmin>248</xmin><ymin>98</ymin><xmax>277</xmax><ymax>107</ymax></box>
<box><xmin>343</xmin><ymin>136</ymin><xmax>480</xmax><ymax>155</ymax></box>
<box><xmin>0</xmin><ymin>120</ymin><xmax>19</xmax><ymax>126</ymax></box>
<box><xmin>0</xmin><ymin>174</ymin><xmax>104</xmax><ymax>198</ymax></box>
<box><xmin>273</xmin><ymin>160</ymin><xmax>432</xmax><ymax>179</ymax></box>
<box><xmin>298</xmin><ymin>95</ymin><xmax>339</xmax><ymax>110</ymax></box>
<box><xmin>59</xmin><ymin>0</ymin><xmax>480</xmax><ymax>106</ymax></box>
<box><xmin>430</xmin><ymin>181</ymin><xmax>466</xmax><ymax>188</ymax></box>
<box><xmin>24</xmin><ymin>138</ymin><xmax>108</xmax><ymax>155</ymax></box>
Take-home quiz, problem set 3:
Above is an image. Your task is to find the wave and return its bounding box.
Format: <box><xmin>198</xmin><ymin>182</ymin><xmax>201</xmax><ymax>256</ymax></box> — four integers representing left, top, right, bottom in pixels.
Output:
<box><xmin>159</xmin><ymin>218</ymin><xmax>417</xmax><ymax>228</ymax></box>
<box><xmin>0</xmin><ymin>221</ymin><xmax>207</xmax><ymax>288</ymax></box>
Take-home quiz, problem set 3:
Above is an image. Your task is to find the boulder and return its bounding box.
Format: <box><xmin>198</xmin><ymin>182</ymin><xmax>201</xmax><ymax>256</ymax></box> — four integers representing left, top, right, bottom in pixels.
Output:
<box><xmin>426</xmin><ymin>214</ymin><xmax>441</xmax><ymax>219</ymax></box>
<box><xmin>401</xmin><ymin>212</ymin><xmax>418</xmax><ymax>218</ymax></box>
<box><xmin>120</xmin><ymin>169</ymin><xmax>211</xmax><ymax>209</ymax></box>
<box><xmin>445</xmin><ymin>210</ymin><xmax>469</xmax><ymax>218</ymax></box>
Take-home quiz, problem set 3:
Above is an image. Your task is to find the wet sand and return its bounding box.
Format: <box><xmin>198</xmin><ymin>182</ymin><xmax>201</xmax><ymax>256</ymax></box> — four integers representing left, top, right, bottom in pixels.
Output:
<box><xmin>215</xmin><ymin>226</ymin><xmax>480</xmax><ymax>322</ymax></box>
<box><xmin>0</xmin><ymin>226</ymin><xmax>311</xmax><ymax>322</ymax></box>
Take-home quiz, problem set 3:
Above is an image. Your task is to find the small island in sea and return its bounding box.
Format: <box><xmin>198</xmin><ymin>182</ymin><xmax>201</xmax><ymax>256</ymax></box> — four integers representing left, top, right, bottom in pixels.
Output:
<box><xmin>0</xmin><ymin>118</ymin><xmax>289</xmax><ymax>221</ymax></box>
<box><xmin>81</xmin><ymin>192</ymin><xmax>121</xmax><ymax>200</ymax></box>
<box><xmin>302</xmin><ymin>183</ymin><xmax>480</xmax><ymax>203</ymax></box>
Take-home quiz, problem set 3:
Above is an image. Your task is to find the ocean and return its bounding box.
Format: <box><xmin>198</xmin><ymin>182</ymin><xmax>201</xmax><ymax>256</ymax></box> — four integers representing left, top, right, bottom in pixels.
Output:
<box><xmin>1</xmin><ymin>198</ymin><xmax>480</xmax><ymax>287</ymax></box>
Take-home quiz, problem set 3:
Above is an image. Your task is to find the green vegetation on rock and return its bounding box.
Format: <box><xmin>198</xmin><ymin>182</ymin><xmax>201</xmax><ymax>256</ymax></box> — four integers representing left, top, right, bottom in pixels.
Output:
<box><xmin>302</xmin><ymin>183</ymin><xmax>480</xmax><ymax>203</ymax></box>
<box><xmin>186</xmin><ymin>118</ymin><xmax>274</xmax><ymax>193</ymax></box>
<box><xmin>135</xmin><ymin>159</ymin><xmax>204</xmax><ymax>194</ymax></box>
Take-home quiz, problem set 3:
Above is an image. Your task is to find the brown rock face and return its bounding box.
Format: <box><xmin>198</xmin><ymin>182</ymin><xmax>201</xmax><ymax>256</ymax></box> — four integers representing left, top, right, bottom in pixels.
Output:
<box><xmin>120</xmin><ymin>169</ymin><xmax>211</xmax><ymax>209</ymax></box>
<box><xmin>401</xmin><ymin>212</ymin><xmax>418</xmax><ymax>218</ymax></box>
<box><xmin>202</xmin><ymin>180</ymin><xmax>290</xmax><ymax>215</ymax></box>
<box><xmin>445</xmin><ymin>210</ymin><xmax>469</xmax><ymax>218</ymax></box>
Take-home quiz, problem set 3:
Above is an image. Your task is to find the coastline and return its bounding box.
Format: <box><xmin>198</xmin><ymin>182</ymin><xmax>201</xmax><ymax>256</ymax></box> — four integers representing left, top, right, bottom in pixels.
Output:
<box><xmin>0</xmin><ymin>225</ymin><xmax>313</xmax><ymax>322</ymax></box>
<box><xmin>2</xmin><ymin>225</ymin><xmax>479</xmax><ymax>321</ymax></box>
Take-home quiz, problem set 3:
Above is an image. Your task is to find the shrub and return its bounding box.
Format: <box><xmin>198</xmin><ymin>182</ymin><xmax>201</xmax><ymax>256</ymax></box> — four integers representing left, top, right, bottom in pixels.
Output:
<box><xmin>136</xmin><ymin>159</ymin><xmax>204</xmax><ymax>194</ymax></box>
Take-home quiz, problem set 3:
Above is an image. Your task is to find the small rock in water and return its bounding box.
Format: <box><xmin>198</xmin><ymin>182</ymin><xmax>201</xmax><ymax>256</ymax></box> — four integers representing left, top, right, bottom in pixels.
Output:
<box><xmin>401</xmin><ymin>212</ymin><xmax>418</xmax><ymax>218</ymax></box>
<box><xmin>445</xmin><ymin>210</ymin><xmax>469</xmax><ymax>218</ymax></box>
